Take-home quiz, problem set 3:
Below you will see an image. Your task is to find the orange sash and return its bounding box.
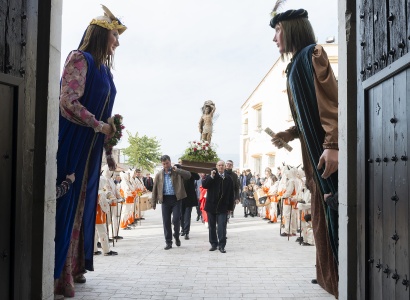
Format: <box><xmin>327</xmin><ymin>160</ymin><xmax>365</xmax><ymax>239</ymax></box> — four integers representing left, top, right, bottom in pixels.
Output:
<box><xmin>125</xmin><ymin>196</ymin><xmax>134</xmax><ymax>204</ymax></box>
<box><xmin>283</xmin><ymin>189</ymin><xmax>297</xmax><ymax>208</ymax></box>
<box><xmin>95</xmin><ymin>196</ymin><xmax>107</xmax><ymax>225</ymax></box>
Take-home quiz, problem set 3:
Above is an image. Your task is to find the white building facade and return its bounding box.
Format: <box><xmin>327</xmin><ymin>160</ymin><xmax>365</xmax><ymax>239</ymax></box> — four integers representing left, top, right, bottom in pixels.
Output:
<box><xmin>240</xmin><ymin>44</ymin><xmax>338</xmax><ymax>177</ymax></box>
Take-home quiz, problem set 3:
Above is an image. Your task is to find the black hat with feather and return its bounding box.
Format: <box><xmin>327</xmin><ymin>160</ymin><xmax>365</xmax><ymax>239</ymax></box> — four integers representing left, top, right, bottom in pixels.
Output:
<box><xmin>269</xmin><ymin>0</ymin><xmax>308</xmax><ymax>28</ymax></box>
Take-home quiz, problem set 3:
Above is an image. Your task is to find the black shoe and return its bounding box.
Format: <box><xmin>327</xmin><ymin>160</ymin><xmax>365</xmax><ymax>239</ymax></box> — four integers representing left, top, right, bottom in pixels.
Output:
<box><xmin>302</xmin><ymin>242</ymin><xmax>313</xmax><ymax>246</ymax></box>
<box><xmin>295</xmin><ymin>237</ymin><xmax>303</xmax><ymax>243</ymax></box>
<box><xmin>123</xmin><ymin>227</ymin><xmax>132</xmax><ymax>230</ymax></box>
<box><xmin>164</xmin><ymin>244</ymin><xmax>172</xmax><ymax>250</ymax></box>
<box><xmin>109</xmin><ymin>238</ymin><xmax>113</xmax><ymax>242</ymax></box>
<box><xmin>209</xmin><ymin>246</ymin><xmax>218</xmax><ymax>251</ymax></box>
<box><xmin>175</xmin><ymin>238</ymin><xmax>181</xmax><ymax>247</ymax></box>
<box><xmin>219</xmin><ymin>247</ymin><xmax>226</xmax><ymax>253</ymax></box>
<box><xmin>311</xmin><ymin>279</ymin><xmax>318</xmax><ymax>284</ymax></box>
<box><xmin>185</xmin><ymin>234</ymin><xmax>190</xmax><ymax>240</ymax></box>
<box><xmin>244</xmin><ymin>214</ymin><xmax>248</xmax><ymax>218</ymax></box>
<box><xmin>93</xmin><ymin>250</ymin><xmax>102</xmax><ymax>255</ymax></box>
<box><xmin>196</xmin><ymin>216</ymin><xmax>200</xmax><ymax>221</ymax></box>
<box><xmin>74</xmin><ymin>274</ymin><xmax>86</xmax><ymax>284</ymax></box>
<box><xmin>97</xmin><ymin>242</ymin><xmax>102</xmax><ymax>248</ymax></box>
<box><xmin>139</xmin><ymin>217</ymin><xmax>145</xmax><ymax>220</ymax></box>
<box><xmin>180</xmin><ymin>232</ymin><xmax>185</xmax><ymax>236</ymax></box>
<box><xmin>231</xmin><ymin>213</ymin><xmax>234</xmax><ymax>218</ymax></box>
<box><xmin>114</xmin><ymin>236</ymin><xmax>123</xmax><ymax>239</ymax></box>
<box><xmin>104</xmin><ymin>250</ymin><xmax>118</xmax><ymax>256</ymax></box>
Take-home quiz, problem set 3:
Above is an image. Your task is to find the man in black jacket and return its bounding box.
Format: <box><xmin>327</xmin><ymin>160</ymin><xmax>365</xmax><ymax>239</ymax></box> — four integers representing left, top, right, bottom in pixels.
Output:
<box><xmin>143</xmin><ymin>172</ymin><xmax>154</xmax><ymax>192</ymax></box>
<box><xmin>202</xmin><ymin>160</ymin><xmax>234</xmax><ymax>253</ymax></box>
<box><xmin>179</xmin><ymin>169</ymin><xmax>200</xmax><ymax>240</ymax></box>
<box><xmin>225</xmin><ymin>160</ymin><xmax>239</xmax><ymax>218</ymax></box>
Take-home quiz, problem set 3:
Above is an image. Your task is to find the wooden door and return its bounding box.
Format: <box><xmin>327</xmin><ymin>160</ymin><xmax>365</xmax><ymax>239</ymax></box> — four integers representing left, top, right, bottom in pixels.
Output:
<box><xmin>358</xmin><ymin>0</ymin><xmax>410</xmax><ymax>298</ymax></box>
<box><xmin>1</xmin><ymin>0</ymin><xmax>59</xmax><ymax>298</ymax></box>
<box><xmin>366</xmin><ymin>73</ymin><xmax>409</xmax><ymax>299</ymax></box>
<box><xmin>0</xmin><ymin>83</ymin><xmax>15</xmax><ymax>299</ymax></box>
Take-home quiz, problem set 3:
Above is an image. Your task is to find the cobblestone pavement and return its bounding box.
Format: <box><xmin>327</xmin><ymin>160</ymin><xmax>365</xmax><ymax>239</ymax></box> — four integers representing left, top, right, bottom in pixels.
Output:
<box><xmin>72</xmin><ymin>206</ymin><xmax>335</xmax><ymax>300</ymax></box>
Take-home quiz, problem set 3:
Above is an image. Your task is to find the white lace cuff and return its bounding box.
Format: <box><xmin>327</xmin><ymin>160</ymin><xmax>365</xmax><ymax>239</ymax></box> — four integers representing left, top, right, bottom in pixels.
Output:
<box><xmin>94</xmin><ymin>121</ymin><xmax>104</xmax><ymax>133</ymax></box>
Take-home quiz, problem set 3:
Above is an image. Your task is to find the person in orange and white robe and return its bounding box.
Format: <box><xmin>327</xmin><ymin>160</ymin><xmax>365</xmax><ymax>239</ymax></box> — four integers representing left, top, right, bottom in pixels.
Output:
<box><xmin>297</xmin><ymin>187</ymin><xmax>315</xmax><ymax>245</ymax></box>
<box><xmin>119</xmin><ymin>171</ymin><xmax>136</xmax><ymax>230</ymax></box>
<box><xmin>256</xmin><ymin>183</ymin><xmax>267</xmax><ymax>219</ymax></box>
<box><xmin>292</xmin><ymin>167</ymin><xmax>305</xmax><ymax>233</ymax></box>
<box><xmin>263</xmin><ymin>167</ymin><xmax>278</xmax><ymax>223</ymax></box>
<box><xmin>94</xmin><ymin>176</ymin><xmax>117</xmax><ymax>256</ymax></box>
<box><xmin>276</xmin><ymin>170</ymin><xmax>288</xmax><ymax>222</ymax></box>
<box><xmin>102</xmin><ymin>165</ymin><xmax>124</xmax><ymax>239</ymax></box>
<box><xmin>280</xmin><ymin>166</ymin><xmax>299</xmax><ymax>236</ymax></box>
<box><xmin>267</xmin><ymin>180</ymin><xmax>280</xmax><ymax>223</ymax></box>
<box><xmin>127</xmin><ymin>169</ymin><xmax>139</xmax><ymax>223</ymax></box>
<box><xmin>132</xmin><ymin>169</ymin><xmax>147</xmax><ymax>220</ymax></box>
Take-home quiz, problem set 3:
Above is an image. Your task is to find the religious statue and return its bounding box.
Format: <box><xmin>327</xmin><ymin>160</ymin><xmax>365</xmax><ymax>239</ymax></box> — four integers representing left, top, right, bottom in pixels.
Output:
<box><xmin>198</xmin><ymin>100</ymin><xmax>216</xmax><ymax>142</ymax></box>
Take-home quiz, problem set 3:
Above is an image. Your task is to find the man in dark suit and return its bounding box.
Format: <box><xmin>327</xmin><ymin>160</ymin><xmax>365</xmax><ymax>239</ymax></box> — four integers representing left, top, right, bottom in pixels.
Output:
<box><xmin>245</xmin><ymin>169</ymin><xmax>253</xmax><ymax>185</ymax></box>
<box><xmin>225</xmin><ymin>160</ymin><xmax>239</xmax><ymax>218</ymax></box>
<box><xmin>202</xmin><ymin>160</ymin><xmax>234</xmax><ymax>253</ymax></box>
<box><xmin>179</xmin><ymin>170</ymin><xmax>200</xmax><ymax>240</ymax></box>
<box><xmin>143</xmin><ymin>172</ymin><xmax>154</xmax><ymax>192</ymax></box>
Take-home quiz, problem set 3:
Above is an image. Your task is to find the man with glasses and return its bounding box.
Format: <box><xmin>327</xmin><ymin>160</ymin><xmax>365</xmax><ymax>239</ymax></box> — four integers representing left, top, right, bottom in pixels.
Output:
<box><xmin>202</xmin><ymin>160</ymin><xmax>234</xmax><ymax>253</ymax></box>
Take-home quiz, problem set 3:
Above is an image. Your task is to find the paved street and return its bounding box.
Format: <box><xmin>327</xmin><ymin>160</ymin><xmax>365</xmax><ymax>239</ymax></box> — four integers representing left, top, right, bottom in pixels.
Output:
<box><xmin>72</xmin><ymin>206</ymin><xmax>335</xmax><ymax>300</ymax></box>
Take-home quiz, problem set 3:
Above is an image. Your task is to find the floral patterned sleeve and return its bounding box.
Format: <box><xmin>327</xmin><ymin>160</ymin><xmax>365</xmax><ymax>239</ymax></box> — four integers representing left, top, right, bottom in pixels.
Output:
<box><xmin>59</xmin><ymin>50</ymin><xmax>103</xmax><ymax>131</ymax></box>
<box><xmin>56</xmin><ymin>178</ymin><xmax>73</xmax><ymax>199</ymax></box>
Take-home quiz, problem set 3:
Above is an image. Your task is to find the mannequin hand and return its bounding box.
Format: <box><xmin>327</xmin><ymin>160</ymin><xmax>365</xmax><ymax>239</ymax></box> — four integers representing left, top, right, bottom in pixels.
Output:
<box><xmin>66</xmin><ymin>173</ymin><xmax>75</xmax><ymax>183</ymax></box>
<box><xmin>271</xmin><ymin>131</ymin><xmax>292</xmax><ymax>149</ymax></box>
<box><xmin>101</xmin><ymin>123</ymin><xmax>115</xmax><ymax>136</ymax></box>
<box><xmin>317</xmin><ymin>149</ymin><xmax>338</xmax><ymax>179</ymax></box>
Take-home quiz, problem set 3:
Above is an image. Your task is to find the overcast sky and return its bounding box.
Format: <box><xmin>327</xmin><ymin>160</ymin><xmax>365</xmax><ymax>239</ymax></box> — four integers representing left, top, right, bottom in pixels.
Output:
<box><xmin>61</xmin><ymin>0</ymin><xmax>338</xmax><ymax>164</ymax></box>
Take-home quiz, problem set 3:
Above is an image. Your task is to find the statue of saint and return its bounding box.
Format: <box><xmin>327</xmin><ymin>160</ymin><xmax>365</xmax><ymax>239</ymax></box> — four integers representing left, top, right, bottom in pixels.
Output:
<box><xmin>198</xmin><ymin>100</ymin><xmax>216</xmax><ymax>142</ymax></box>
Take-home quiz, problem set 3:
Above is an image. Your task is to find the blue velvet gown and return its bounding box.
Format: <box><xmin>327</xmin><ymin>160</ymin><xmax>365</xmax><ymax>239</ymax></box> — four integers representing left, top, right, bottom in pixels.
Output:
<box><xmin>55</xmin><ymin>51</ymin><xmax>116</xmax><ymax>281</ymax></box>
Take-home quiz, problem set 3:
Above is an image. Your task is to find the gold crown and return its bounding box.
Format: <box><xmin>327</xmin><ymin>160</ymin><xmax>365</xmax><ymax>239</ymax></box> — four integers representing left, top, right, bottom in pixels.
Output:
<box><xmin>89</xmin><ymin>5</ymin><xmax>127</xmax><ymax>34</ymax></box>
